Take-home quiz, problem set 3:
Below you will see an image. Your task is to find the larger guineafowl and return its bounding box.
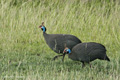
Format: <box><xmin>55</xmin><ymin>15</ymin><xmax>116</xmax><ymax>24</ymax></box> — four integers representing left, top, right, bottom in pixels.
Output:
<box><xmin>39</xmin><ymin>22</ymin><xmax>82</xmax><ymax>61</ymax></box>
<box><xmin>63</xmin><ymin>42</ymin><xmax>110</xmax><ymax>67</ymax></box>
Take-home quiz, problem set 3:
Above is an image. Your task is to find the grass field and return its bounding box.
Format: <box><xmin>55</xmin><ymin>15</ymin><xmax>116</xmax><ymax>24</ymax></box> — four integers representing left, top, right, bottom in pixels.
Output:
<box><xmin>0</xmin><ymin>0</ymin><xmax>120</xmax><ymax>80</ymax></box>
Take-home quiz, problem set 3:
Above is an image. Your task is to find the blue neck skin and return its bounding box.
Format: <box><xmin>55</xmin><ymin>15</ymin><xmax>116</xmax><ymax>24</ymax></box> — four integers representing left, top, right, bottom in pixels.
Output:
<box><xmin>41</xmin><ymin>26</ymin><xmax>46</xmax><ymax>32</ymax></box>
<box><xmin>67</xmin><ymin>49</ymin><xmax>71</xmax><ymax>54</ymax></box>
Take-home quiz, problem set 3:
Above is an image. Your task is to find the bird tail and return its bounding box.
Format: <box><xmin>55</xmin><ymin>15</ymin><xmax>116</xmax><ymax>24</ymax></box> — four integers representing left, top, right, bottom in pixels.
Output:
<box><xmin>105</xmin><ymin>56</ymin><xmax>110</xmax><ymax>61</ymax></box>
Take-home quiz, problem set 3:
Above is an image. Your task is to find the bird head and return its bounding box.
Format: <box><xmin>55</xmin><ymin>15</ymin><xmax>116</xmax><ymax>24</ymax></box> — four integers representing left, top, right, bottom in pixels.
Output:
<box><xmin>63</xmin><ymin>47</ymin><xmax>71</xmax><ymax>54</ymax></box>
<box><xmin>39</xmin><ymin>22</ymin><xmax>47</xmax><ymax>32</ymax></box>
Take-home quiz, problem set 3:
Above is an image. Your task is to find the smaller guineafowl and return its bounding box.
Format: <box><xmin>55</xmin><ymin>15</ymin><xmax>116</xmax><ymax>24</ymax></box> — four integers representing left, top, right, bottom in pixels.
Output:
<box><xmin>63</xmin><ymin>42</ymin><xmax>110</xmax><ymax>67</ymax></box>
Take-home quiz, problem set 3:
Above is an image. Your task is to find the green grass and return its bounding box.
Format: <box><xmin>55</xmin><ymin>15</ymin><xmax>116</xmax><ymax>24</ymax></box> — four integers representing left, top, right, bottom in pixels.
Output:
<box><xmin>0</xmin><ymin>0</ymin><xmax>120</xmax><ymax>80</ymax></box>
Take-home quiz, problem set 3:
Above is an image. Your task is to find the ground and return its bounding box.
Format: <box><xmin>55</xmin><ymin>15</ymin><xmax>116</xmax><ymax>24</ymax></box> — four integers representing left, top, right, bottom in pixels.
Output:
<box><xmin>0</xmin><ymin>0</ymin><xmax>120</xmax><ymax>80</ymax></box>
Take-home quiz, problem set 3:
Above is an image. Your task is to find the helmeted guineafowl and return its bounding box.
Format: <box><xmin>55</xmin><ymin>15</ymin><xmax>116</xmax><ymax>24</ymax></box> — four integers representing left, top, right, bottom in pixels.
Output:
<box><xmin>63</xmin><ymin>42</ymin><xmax>110</xmax><ymax>67</ymax></box>
<box><xmin>39</xmin><ymin>22</ymin><xmax>82</xmax><ymax>61</ymax></box>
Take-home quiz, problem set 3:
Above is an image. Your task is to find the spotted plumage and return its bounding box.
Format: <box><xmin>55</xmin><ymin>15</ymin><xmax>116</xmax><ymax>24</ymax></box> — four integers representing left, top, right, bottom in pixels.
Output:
<box><xmin>39</xmin><ymin>22</ymin><xmax>82</xmax><ymax>61</ymax></box>
<box><xmin>63</xmin><ymin>42</ymin><xmax>110</xmax><ymax>67</ymax></box>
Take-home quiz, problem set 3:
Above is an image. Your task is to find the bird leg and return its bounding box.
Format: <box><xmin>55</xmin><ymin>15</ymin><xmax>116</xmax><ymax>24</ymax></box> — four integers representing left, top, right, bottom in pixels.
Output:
<box><xmin>52</xmin><ymin>55</ymin><xmax>63</xmax><ymax>61</ymax></box>
<box><xmin>82</xmin><ymin>62</ymin><xmax>85</xmax><ymax>68</ymax></box>
<box><xmin>89</xmin><ymin>62</ymin><xmax>92</xmax><ymax>68</ymax></box>
<box><xmin>62</xmin><ymin>53</ymin><xmax>66</xmax><ymax>62</ymax></box>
